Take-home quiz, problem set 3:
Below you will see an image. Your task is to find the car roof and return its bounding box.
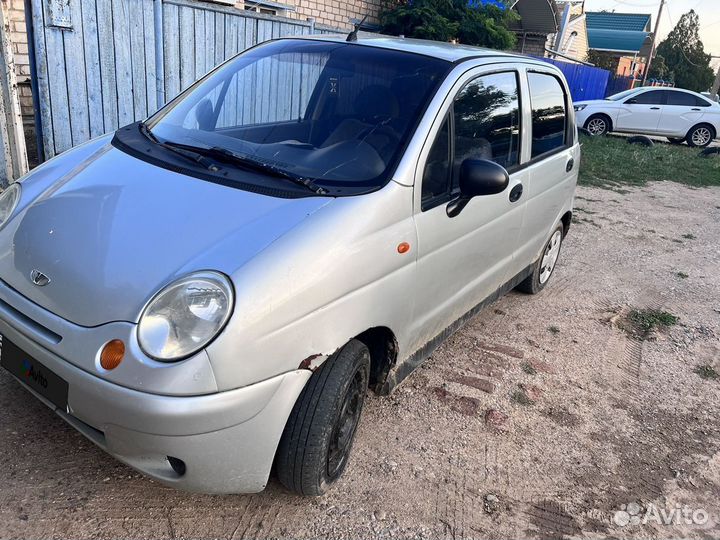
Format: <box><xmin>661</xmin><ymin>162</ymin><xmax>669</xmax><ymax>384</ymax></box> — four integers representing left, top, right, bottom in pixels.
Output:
<box><xmin>288</xmin><ymin>34</ymin><xmax>541</xmax><ymax>64</ymax></box>
<box><xmin>636</xmin><ymin>86</ymin><xmax>705</xmax><ymax>97</ymax></box>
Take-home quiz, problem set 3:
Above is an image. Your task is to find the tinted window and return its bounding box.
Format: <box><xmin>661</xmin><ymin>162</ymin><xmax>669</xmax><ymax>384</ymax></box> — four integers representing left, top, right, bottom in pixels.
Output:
<box><xmin>421</xmin><ymin>72</ymin><xmax>520</xmax><ymax>207</ymax></box>
<box><xmin>528</xmin><ymin>73</ymin><xmax>567</xmax><ymax>158</ymax></box>
<box><xmin>630</xmin><ymin>90</ymin><xmax>666</xmax><ymax>105</ymax></box>
<box><xmin>666</xmin><ymin>91</ymin><xmax>711</xmax><ymax>107</ymax></box>
<box><xmin>421</xmin><ymin>117</ymin><xmax>450</xmax><ymax>203</ymax></box>
<box><xmin>666</xmin><ymin>91</ymin><xmax>697</xmax><ymax>106</ymax></box>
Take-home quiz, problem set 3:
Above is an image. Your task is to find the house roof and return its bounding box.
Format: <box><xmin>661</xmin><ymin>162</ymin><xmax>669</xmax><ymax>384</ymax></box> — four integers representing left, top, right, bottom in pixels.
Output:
<box><xmin>586</xmin><ymin>12</ymin><xmax>652</xmax><ymax>55</ymax></box>
<box><xmin>587</xmin><ymin>28</ymin><xmax>652</xmax><ymax>54</ymax></box>
<box><xmin>586</xmin><ymin>11</ymin><xmax>651</xmax><ymax>32</ymax></box>
<box><xmin>512</xmin><ymin>0</ymin><xmax>558</xmax><ymax>35</ymax></box>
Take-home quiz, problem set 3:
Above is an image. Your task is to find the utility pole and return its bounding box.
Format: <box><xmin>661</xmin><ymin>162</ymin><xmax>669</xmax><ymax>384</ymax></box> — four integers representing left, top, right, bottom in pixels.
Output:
<box><xmin>711</xmin><ymin>60</ymin><xmax>720</xmax><ymax>102</ymax></box>
<box><xmin>642</xmin><ymin>0</ymin><xmax>666</xmax><ymax>86</ymax></box>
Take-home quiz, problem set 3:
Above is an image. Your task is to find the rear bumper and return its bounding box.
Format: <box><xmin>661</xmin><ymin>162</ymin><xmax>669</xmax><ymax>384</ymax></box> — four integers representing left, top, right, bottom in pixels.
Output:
<box><xmin>0</xmin><ymin>318</ymin><xmax>311</xmax><ymax>493</ymax></box>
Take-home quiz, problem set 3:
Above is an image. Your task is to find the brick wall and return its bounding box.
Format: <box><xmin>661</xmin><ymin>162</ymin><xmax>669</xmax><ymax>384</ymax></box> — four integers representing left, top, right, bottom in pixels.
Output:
<box><xmin>241</xmin><ymin>0</ymin><xmax>386</xmax><ymax>30</ymax></box>
<box><xmin>2</xmin><ymin>0</ymin><xmax>32</xmax><ymax>121</ymax></box>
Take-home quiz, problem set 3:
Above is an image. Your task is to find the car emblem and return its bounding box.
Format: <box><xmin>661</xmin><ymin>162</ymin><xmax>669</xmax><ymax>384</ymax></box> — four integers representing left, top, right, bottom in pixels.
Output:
<box><xmin>30</xmin><ymin>269</ymin><xmax>50</xmax><ymax>287</ymax></box>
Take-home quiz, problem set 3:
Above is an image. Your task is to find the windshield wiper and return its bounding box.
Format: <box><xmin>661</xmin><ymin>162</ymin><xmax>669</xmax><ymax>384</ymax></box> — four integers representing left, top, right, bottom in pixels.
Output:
<box><xmin>138</xmin><ymin>122</ymin><xmax>220</xmax><ymax>172</ymax></box>
<box><xmin>164</xmin><ymin>142</ymin><xmax>329</xmax><ymax>196</ymax></box>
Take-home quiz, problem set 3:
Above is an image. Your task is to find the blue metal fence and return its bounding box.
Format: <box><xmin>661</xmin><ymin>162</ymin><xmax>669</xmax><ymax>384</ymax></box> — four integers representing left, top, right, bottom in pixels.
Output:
<box><xmin>536</xmin><ymin>57</ymin><xmax>611</xmax><ymax>101</ymax></box>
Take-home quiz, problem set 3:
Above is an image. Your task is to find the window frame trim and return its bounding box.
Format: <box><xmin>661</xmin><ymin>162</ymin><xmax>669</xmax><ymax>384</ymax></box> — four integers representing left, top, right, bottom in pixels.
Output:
<box><xmin>419</xmin><ymin>68</ymin><xmax>524</xmax><ymax>212</ymax></box>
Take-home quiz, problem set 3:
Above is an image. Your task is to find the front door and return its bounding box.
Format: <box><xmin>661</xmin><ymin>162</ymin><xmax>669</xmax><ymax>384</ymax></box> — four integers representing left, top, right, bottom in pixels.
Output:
<box><xmin>410</xmin><ymin>69</ymin><xmax>526</xmax><ymax>351</ymax></box>
<box><xmin>616</xmin><ymin>89</ymin><xmax>667</xmax><ymax>133</ymax></box>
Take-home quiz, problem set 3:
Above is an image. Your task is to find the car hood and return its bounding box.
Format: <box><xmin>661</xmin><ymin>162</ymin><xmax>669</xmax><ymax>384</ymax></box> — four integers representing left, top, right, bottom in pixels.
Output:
<box><xmin>0</xmin><ymin>142</ymin><xmax>332</xmax><ymax>327</ymax></box>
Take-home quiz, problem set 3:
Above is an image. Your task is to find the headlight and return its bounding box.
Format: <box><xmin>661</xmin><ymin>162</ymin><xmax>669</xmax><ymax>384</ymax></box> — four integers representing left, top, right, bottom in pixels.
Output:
<box><xmin>138</xmin><ymin>271</ymin><xmax>234</xmax><ymax>361</ymax></box>
<box><xmin>0</xmin><ymin>183</ymin><xmax>21</xmax><ymax>229</ymax></box>
<box><xmin>574</xmin><ymin>104</ymin><xmax>588</xmax><ymax>112</ymax></box>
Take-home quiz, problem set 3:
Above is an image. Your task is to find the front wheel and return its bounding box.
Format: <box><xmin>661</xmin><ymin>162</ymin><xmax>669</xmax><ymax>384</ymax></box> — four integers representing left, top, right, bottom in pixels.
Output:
<box><xmin>517</xmin><ymin>224</ymin><xmax>564</xmax><ymax>294</ymax></box>
<box><xmin>276</xmin><ymin>340</ymin><xmax>370</xmax><ymax>496</ymax></box>
<box><xmin>585</xmin><ymin>115</ymin><xmax>610</xmax><ymax>136</ymax></box>
<box><xmin>686</xmin><ymin>125</ymin><xmax>715</xmax><ymax>148</ymax></box>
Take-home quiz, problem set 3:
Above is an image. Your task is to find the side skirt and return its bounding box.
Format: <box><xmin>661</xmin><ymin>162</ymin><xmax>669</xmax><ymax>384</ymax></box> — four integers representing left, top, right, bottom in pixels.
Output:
<box><xmin>378</xmin><ymin>264</ymin><xmax>534</xmax><ymax>395</ymax></box>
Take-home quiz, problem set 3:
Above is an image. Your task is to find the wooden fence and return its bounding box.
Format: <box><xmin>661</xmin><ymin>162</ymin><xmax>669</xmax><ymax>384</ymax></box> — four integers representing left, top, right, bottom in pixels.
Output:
<box><xmin>31</xmin><ymin>0</ymin><xmax>337</xmax><ymax>161</ymax></box>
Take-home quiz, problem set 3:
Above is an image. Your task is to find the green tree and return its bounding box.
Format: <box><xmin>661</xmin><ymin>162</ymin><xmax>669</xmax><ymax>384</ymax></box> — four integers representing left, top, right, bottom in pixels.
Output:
<box><xmin>379</xmin><ymin>0</ymin><xmax>519</xmax><ymax>50</ymax></box>
<box><xmin>648</xmin><ymin>10</ymin><xmax>714</xmax><ymax>91</ymax></box>
<box><xmin>587</xmin><ymin>50</ymin><xmax>619</xmax><ymax>71</ymax></box>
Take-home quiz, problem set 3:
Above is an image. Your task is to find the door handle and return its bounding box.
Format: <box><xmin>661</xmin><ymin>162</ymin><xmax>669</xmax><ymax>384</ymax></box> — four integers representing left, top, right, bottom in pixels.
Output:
<box><xmin>566</xmin><ymin>158</ymin><xmax>575</xmax><ymax>172</ymax></box>
<box><xmin>650</xmin><ymin>107</ymin><xmax>661</xmax><ymax>110</ymax></box>
<box><xmin>692</xmin><ymin>108</ymin><xmax>701</xmax><ymax>111</ymax></box>
<box><xmin>509</xmin><ymin>184</ymin><xmax>523</xmax><ymax>203</ymax></box>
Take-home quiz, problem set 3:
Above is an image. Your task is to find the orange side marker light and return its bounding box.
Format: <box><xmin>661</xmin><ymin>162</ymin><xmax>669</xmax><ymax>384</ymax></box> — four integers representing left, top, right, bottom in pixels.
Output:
<box><xmin>397</xmin><ymin>242</ymin><xmax>411</xmax><ymax>254</ymax></box>
<box><xmin>100</xmin><ymin>339</ymin><xmax>125</xmax><ymax>370</ymax></box>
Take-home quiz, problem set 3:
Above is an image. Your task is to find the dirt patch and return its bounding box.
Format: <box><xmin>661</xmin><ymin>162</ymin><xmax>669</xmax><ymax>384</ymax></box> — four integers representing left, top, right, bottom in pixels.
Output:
<box><xmin>1</xmin><ymin>182</ymin><xmax>719</xmax><ymax>539</ymax></box>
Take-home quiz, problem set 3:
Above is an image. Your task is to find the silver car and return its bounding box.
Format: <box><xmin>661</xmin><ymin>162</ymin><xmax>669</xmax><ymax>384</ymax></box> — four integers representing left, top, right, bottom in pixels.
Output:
<box><xmin>0</xmin><ymin>36</ymin><xmax>579</xmax><ymax>495</ymax></box>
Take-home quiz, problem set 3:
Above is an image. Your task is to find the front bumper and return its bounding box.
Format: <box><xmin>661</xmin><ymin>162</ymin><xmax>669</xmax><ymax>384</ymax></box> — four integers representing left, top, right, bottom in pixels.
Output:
<box><xmin>0</xmin><ymin>317</ymin><xmax>311</xmax><ymax>493</ymax></box>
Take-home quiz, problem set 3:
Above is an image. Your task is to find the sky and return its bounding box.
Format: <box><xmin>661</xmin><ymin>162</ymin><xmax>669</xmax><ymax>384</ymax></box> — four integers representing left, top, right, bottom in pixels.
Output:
<box><xmin>583</xmin><ymin>0</ymin><xmax>720</xmax><ymax>68</ymax></box>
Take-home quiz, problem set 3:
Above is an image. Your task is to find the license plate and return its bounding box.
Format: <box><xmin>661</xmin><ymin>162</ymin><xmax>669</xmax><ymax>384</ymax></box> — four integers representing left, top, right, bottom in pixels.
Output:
<box><xmin>0</xmin><ymin>336</ymin><xmax>68</xmax><ymax>410</ymax></box>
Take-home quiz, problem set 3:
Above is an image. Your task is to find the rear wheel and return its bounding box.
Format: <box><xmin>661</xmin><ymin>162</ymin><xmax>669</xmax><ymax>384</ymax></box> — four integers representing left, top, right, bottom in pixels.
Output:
<box><xmin>667</xmin><ymin>137</ymin><xmax>685</xmax><ymax>145</ymax></box>
<box><xmin>276</xmin><ymin>340</ymin><xmax>370</xmax><ymax>496</ymax></box>
<box><xmin>686</xmin><ymin>125</ymin><xmax>715</xmax><ymax>148</ymax></box>
<box><xmin>585</xmin><ymin>115</ymin><xmax>610</xmax><ymax>136</ymax></box>
<box><xmin>517</xmin><ymin>224</ymin><xmax>564</xmax><ymax>294</ymax></box>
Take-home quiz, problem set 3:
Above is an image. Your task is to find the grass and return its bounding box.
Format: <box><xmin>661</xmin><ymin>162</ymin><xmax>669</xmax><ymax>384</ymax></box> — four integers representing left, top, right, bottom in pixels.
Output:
<box><xmin>579</xmin><ymin>134</ymin><xmax>720</xmax><ymax>189</ymax></box>
<box><xmin>694</xmin><ymin>365</ymin><xmax>718</xmax><ymax>380</ymax></box>
<box><xmin>676</xmin><ymin>271</ymin><xmax>689</xmax><ymax>279</ymax></box>
<box><xmin>628</xmin><ymin>309</ymin><xmax>679</xmax><ymax>335</ymax></box>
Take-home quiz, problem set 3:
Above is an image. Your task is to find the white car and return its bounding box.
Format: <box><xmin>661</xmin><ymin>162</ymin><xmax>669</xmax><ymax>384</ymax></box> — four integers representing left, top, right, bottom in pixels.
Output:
<box><xmin>574</xmin><ymin>87</ymin><xmax>720</xmax><ymax>147</ymax></box>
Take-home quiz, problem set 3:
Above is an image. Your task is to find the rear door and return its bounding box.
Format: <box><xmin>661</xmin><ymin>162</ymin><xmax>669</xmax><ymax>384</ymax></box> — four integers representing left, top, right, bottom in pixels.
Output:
<box><xmin>659</xmin><ymin>91</ymin><xmax>710</xmax><ymax>136</ymax></box>
<box><xmin>514</xmin><ymin>68</ymin><xmax>578</xmax><ymax>269</ymax></box>
<box><xmin>410</xmin><ymin>67</ymin><xmax>526</xmax><ymax>350</ymax></box>
<box><xmin>616</xmin><ymin>89</ymin><xmax>666</xmax><ymax>133</ymax></box>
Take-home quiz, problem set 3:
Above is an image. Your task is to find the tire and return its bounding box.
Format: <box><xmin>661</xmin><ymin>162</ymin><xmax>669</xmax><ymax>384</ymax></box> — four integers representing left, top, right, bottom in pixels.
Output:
<box><xmin>516</xmin><ymin>224</ymin><xmax>564</xmax><ymax>295</ymax></box>
<box><xmin>584</xmin><ymin>114</ymin><xmax>610</xmax><ymax>136</ymax></box>
<box><xmin>276</xmin><ymin>339</ymin><xmax>370</xmax><ymax>496</ymax></box>
<box><xmin>686</xmin><ymin>124</ymin><xmax>715</xmax><ymax>148</ymax></box>
<box><xmin>667</xmin><ymin>137</ymin><xmax>685</xmax><ymax>145</ymax></box>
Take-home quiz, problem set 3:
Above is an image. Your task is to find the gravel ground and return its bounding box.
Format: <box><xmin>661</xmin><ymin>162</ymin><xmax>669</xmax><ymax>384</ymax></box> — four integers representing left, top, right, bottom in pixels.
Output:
<box><xmin>1</xmin><ymin>181</ymin><xmax>719</xmax><ymax>540</ymax></box>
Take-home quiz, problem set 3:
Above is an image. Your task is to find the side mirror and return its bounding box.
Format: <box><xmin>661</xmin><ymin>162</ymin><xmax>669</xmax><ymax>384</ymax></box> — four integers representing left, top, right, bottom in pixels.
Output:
<box><xmin>447</xmin><ymin>159</ymin><xmax>509</xmax><ymax>218</ymax></box>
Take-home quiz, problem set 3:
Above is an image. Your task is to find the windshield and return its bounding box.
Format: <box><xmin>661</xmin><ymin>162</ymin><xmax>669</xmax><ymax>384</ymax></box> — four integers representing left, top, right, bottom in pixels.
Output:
<box><xmin>146</xmin><ymin>39</ymin><xmax>449</xmax><ymax>193</ymax></box>
<box><xmin>605</xmin><ymin>88</ymin><xmax>642</xmax><ymax>101</ymax></box>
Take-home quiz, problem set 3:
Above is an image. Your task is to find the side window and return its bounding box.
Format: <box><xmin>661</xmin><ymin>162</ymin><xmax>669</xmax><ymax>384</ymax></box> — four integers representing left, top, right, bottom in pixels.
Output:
<box><xmin>528</xmin><ymin>72</ymin><xmax>567</xmax><ymax>158</ymax></box>
<box><xmin>666</xmin><ymin>92</ymin><xmax>698</xmax><ymax>107</ymax></box>
<box><xmin>421</xmin><ymin>72</ymin><xmax>521</xmax><ymax>208</ymax></box>
<box><xmin>452</xmin><ymin>72</ymin><xmax>521</xmax><ymax>176</ymax></box>
<box><xmin>421</xmin><ymin>117</ymin><xmax>451</xmax><ymax>205</ymax></box>
<box><xmin>629</xmin><ymin>90</ymin><xmax>666</xmax><ymax>105</ymax></box>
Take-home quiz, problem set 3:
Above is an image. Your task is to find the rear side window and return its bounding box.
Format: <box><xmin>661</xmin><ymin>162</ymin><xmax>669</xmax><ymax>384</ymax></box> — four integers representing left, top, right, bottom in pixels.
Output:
<box><xmin>528</xmin><ymin>72</ymin><xmax>567</xmax><ymax>158</ymax></box>
<box><xmin>630</xmin><ymin>90</ymin><xmax>666</xmax><ymax>105</ymax></box>
<box><xmin>666</xmin><ymin>91</ymin><xmax>711</xmax><ymax>107</ymax></box>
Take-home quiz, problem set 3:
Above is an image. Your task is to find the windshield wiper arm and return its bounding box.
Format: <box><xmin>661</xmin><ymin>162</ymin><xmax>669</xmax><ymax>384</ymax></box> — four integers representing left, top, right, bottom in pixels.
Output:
<box><xmin>165</xmin><ymin>142</ymin><xmax>329</xmax><ymax>196</ymax></box>
<box><xmin>138</xmin><ymin>122</ymin><xmax>220</xmax><ymax>172</ymax></box>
